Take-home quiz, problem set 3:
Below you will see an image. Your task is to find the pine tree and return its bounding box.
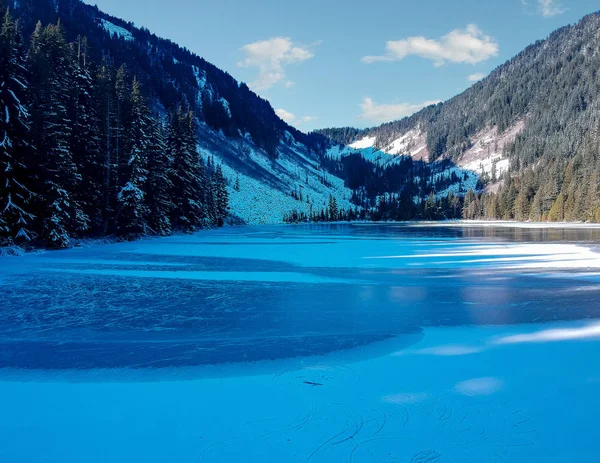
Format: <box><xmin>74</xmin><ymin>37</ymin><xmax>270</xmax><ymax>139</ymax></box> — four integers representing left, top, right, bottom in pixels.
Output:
<box><xmin>168</xmin><ymin>109</ymin><xmax>207</xmax><ymax>231</ymax></box>
<box><xmin>116</xmin><ymin>77</ymin><xmax>149</xmax><ymax>237</ymax></box>
<box><xmin>425</xmin><ymin>191</ymin><xmax>437</xmax><ymax>220</ymax></box>
<box><xmin>29</xmin><ymin>21</ymin><xmax>87</xmax><ymax>247</ymax></box>
<box><xmin>328</xmin><ymin>194</ymin><xmax>338</xmax><ymax>221</ymax></box>
<box><xmin>95</xmin><ymin>59</ymin><xmax>117</xmax><ymax>234</ymax></box>
<box><xmin>212</xmin><ymin>164</ymin><xmax>229</xmax><ymax>226</ymax></box>
<box><xmin>0</xmin><ymin>8</ymin><xmax>35</xmax><ymax>244</ymax></box>
<box><xmin>71</xmin><ymin>36</ymin><xmax>103</xmax><ymax>233</ymax></box>
<box><xmin>146</xmin><ymin>114</ymin><xmax>172</xmax><ymax>235</ymax></box>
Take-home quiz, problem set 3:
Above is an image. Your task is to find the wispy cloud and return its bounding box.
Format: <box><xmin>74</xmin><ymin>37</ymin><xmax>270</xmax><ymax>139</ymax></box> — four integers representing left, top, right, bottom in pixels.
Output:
<box><xmin>299</xmin><ymin>116</ymin><xmax>318</xmax><ymax>124</ymax></box>
<box><xmin>238</xmin><ymin>37</ymin><xmax>315</xmax><ymax>91</ymax></box>
<box><xmin>275</xmin><ymin>109</ymin><xmax>318</xmax><ymax>126</ymax></box>
<box><xmin>523</xmin><ymin>0</ymin><xmax>566</xmax><ymax>17</ymax></box>
<box><xmin>468</xmin><ymin>72</ymin><xmax>487</xmax><ymax>82</ymax></box>
<box><xmin>359</xmin><ymin>97</ymin><xmax>441</xmax><ymax>124</ymax></box>
<box><xmin>362</xmin><ymin>24</ymin><xmax>498</xmax><ymax>66</ymax></box>
<box><xmin>275</xmin><ymin>108</ymin><xmax>296</xmax><ymax>123</ymax></box>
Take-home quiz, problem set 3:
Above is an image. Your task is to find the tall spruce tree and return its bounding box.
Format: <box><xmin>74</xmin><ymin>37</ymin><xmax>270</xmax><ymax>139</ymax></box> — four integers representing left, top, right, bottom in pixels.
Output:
<box><xmin>95</xmin><ymin>59</ymin><xmax>117</xmax><ymax>234</ymax></box>
<box><xmin>168</xmin><ymin>109</ymin><xmax>207</xmax><ymax>231</ymax></box>
<box><xmin>146</xmin><ymin>114</ymin><xmax>172</xmax><ymax>235</ymax></box>
<box><xmin>116</xmin><ymin>77</ymin><xmax>149</xmax><ymax>237</ymax></box>
<box><xmin>212</xmin><ymin>164</ymin><xmax>229</xmax><ymax>226</ymax></box>
<box><xmin>71</xmin><ymin>36</ymin><xmax>103</xmax><ymax>233</ymax></box>
<box><xmin>0</xmin><ymin>7</ymin><xmax>35</xmax><ymax>244</ymax></box>
<box><xmin>29</xmin><ymin>21</ymin><xmax>87</xmax><ymax>247</ymax></box>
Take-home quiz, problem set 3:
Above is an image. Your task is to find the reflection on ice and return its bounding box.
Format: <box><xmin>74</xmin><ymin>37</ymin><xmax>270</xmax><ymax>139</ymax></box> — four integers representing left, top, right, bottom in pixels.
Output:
<box><xmin>455</xmin><ymin>377</ymin><xmax>504</xmax><ymax>396</ymax></box>
<box><xmin>494</xmin><ymin>322</ymin><xmax>600</xmax><ymax>344</ymax></box>
<box><xmin>394</xmin><ymin>344</ymin><xmax>484</xmax><ymax>356</ymax></box>
<box><xmin>365</xmin><ymin>242</ymin><xmax>600</xmax><ymax>270</ymax></box>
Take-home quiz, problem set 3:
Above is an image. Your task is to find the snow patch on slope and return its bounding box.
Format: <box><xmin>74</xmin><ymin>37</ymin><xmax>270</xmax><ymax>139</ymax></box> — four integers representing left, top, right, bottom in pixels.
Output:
<box><xmin>347</xmin><ymin>128</ymin><xmax>429</xmax><ymax>161</ymax></box>
<box><xmin>101</xmin><ymin>19</ymin><xmax>134</xmax><ymax>42</ymax></box>
<box><xmin>383</xmin><ymin>128</ymin><xmax>430</xmax><ymax>160</ymax></box>
<box><xmin>349</xmin><ymin>137</ymin><xmax>376</xmax><ymax>150</ymax></box>
<box><xmin>328</xmin><ymin>141</ymin><xmax>405</xmax><ymax>168</ymax></box>
<box><xmin>457</xmin><ymin>121</ymin><xmax>525</xmax><ymax>180</ymax></box>
<box><xmin>219</xmin><ymin>98</ymin><xmax>231</xmax><ymax>118</ymax></box>
<box><xmin>198</xmin><ymin>129</ymin><xmax>354</xmax><ymax>225</ymax></box>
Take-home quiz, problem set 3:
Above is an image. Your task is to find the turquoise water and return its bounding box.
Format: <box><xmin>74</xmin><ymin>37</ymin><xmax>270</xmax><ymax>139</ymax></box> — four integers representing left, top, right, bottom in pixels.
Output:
<box><xmin>1</xmin><ymin>224</ymin><xmax>599</xmax><ymax>461</ymax></box>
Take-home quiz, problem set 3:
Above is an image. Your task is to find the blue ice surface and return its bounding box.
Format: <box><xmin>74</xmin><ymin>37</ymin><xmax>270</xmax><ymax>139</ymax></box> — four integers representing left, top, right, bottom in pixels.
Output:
<box><xmin>1</xmin><ymin>223</ymin><xmax>600</xmax><ymax>462</ymax></box>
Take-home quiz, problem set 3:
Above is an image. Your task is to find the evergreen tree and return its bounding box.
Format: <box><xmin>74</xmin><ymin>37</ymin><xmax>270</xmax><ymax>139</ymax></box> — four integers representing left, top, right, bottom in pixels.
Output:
<box><xmin>116</xmin><ymin>77</ymin><xmax>149</xmax><ymax>237</ymax></box>
<box><xmin>0</xmin><ymin>7</ymin><xmax>35</xmax><ymax>244</ymax></box>
<box><xmin>29</xmin><ymin>21</ymin><xmax>87</xmax><ymax>247</ymax></box>
<box><xmin>146</xmin><ymin>114</ymin><xmax>172</xmax><ymax>235</ymax></box>
<box><xmin>71</xmin><ymin>36</ymin><xmax>103</xmax><ymax>233</ymax></box>
<box><xmin>168</xmin><ymin>109</ymin><xmax>207</xmax><ymax>231</ymax></box>
<box><xmin>212</xmin><ymin>164</ymin><xmax>229</xmax><ymax>226</ymax></box>
<box><xmin>95</xmin><ymin>59</ymin><xmax>117</xmax><ymax>234</ymax></box>
<box><xmin>328</xmin><ymin>194</ymin><xmax>338</xmax><ymax>221</ymax></box>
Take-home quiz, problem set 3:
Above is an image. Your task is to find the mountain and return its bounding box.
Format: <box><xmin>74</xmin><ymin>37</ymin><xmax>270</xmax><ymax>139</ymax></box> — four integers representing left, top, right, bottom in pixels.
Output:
<box><xmin>2</xmin><ymin>1</ymin><xmax>599</xmax><ymax>249</ymax></box>
<box><xmin>318</xmin><ymin>11</ymin><xmax>600</xmax><ymax>222</ymax></box>
<box><xmin>0</xmin><ymin>0</ymin><xmax>354</xmax><ymax>248</ymax></box>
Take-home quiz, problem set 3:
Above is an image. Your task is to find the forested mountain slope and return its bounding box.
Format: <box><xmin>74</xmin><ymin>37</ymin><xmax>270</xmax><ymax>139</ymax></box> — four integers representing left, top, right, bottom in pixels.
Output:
<box><xmin>0</xmin><ymin>0</ymin><xmax>351</xmax><ymax>248</ymax></box>
<box><xmin>318</xmin><ymin>11</ymin><xmax>600</xmax><ymax>222</ymax></box>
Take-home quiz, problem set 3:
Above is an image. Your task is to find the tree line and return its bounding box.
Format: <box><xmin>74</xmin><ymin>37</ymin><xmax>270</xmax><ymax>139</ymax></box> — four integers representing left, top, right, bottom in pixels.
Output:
<box><xmin>0</xmin><ymin>6</ymin><xmax>228</xmax><ymax>248</ymax></box>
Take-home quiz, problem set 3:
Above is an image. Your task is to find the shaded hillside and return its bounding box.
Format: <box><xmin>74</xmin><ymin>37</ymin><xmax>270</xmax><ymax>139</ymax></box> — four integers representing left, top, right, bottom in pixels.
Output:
<box><xmin>318</xmin><ymin>11</ymin><xmax>600</xmax><ymax>221</ymax></box>
<box><xmin>0</xmin><ymin>0</ymin><xmax>346</xmax><ymax>248</ymax></box>
<box><xmin>12</xmin><ymin>0</ymin><xmax>327</xmax><ymax>158</ymax></box>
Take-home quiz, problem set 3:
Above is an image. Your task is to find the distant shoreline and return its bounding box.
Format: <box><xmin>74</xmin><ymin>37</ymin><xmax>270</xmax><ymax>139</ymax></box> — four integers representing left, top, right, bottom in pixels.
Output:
<box><xmin>3</xmin><ymin>220</ymin><xmax>600</xmax><ymax>257</ymax></box>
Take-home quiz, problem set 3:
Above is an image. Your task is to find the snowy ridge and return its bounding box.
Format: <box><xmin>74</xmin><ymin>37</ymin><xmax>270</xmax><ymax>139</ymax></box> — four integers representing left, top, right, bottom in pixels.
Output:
<box><xmin>327</xmin><ymin>141</ymin><xmax>405</xmax><ymax>168</ymax></box>
<box><xmin>326</xmin><ymin>120</ymin><xmax>526</xmax><ymax>201</ymax></box>
<box><xmin>100</xmin><ymin>19</ymin><xmax>134</xmax><ymax>42</ymax></box>
<box><xmin>346</xmin><ymin>127</ymin><xmax>429</xmax><ymax>161</ymax></box>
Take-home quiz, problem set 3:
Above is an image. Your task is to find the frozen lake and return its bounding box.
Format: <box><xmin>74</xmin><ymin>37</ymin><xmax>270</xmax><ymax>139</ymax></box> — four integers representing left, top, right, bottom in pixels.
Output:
<box><xmin>1</xmin><ymin>223</ymin><xmax>600</xmax><ymax>462</ymax></box>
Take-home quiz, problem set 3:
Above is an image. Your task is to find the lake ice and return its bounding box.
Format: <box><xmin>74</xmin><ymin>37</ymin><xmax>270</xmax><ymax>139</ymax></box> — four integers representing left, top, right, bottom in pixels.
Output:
<box><xmin>1</xmin><ymin>223</ymin><xmax>599</xmax><ymax>462</ymax></box>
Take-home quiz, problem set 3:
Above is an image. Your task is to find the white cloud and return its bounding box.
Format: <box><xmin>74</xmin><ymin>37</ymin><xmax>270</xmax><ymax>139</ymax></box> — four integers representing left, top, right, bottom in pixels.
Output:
<box><xmin>275</xmin><ymin>110</ymin><xmax>318</xmax><ymax>127</ymax></box>
<box><xmin>523</xmin><ymin>0</ymin><xmax>566</xmax><ymax>17</ymax></box>
<box><xmin>362</xmin><ymin>24</ymin><xmax>498</xmax><ymax>66</ymax></box>
<box><xmin>540</xmin><ymin>0</ymin><xmax>566</xmax><ymax>17</ymax></box>
<box><xmin>238</xmin><ymin>37</ymin><xmax>314</xmax><ymax>91</ymax></box>
<box><xmin>275</xmin><ymin>108</ymin><xmax>295</xmax><ymax>123</ymax></box>
<box><xmin>468</xmin><ymin>72</ymin><xmax>486</xmax><ymax>82</ymax></box>
<box><xmin>359</xmin><ymin>97</ymin><xmax>441</xmax><ymax>124</ymax></box>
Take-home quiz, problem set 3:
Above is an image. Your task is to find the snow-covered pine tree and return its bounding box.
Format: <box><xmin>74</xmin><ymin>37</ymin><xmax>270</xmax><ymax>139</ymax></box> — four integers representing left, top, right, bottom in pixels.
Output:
<box><xmin>212</xmin><ymin>164</ymin><xmax>229</xmax><ymax>226</ymax></box>
<box><xmin>146</xmin><ymin>114</ymin><xmax>172</xmax><ymax>235</ymax></box>
<box><xmin>168</xmin><ymin>109</ymin><xmax>207</xmax><ymax>231</ymax></box>
<box><xmin>0</xmin><ymin>7</ymin><xmax>35</xmax><ymax>244</ymax></box>
<box><xmin>95</xmin><ymin>59</ymin><xmax>118</xmax><ymax>234</ymax></box>
<box><xmin>29</xmin><ymin>21</ymin><xmax>87</xmax><ymax>247</ymax></box>
<box><xmin>116</xmin><ymin>77</ymin><xmax>149</xmax><ymax>238</ymax></box>
<box><xmin>71</xmin><ymin>36</ymin><xmax>104</xmax><ymax>233</ymax></box>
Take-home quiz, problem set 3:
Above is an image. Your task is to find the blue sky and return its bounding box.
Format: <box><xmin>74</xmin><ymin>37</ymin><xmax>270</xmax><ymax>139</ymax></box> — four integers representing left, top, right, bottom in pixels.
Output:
<box><xmin>84</xmin><ymin>0</ymin><xmax>598</xmax><ymax>131</ymax></box>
